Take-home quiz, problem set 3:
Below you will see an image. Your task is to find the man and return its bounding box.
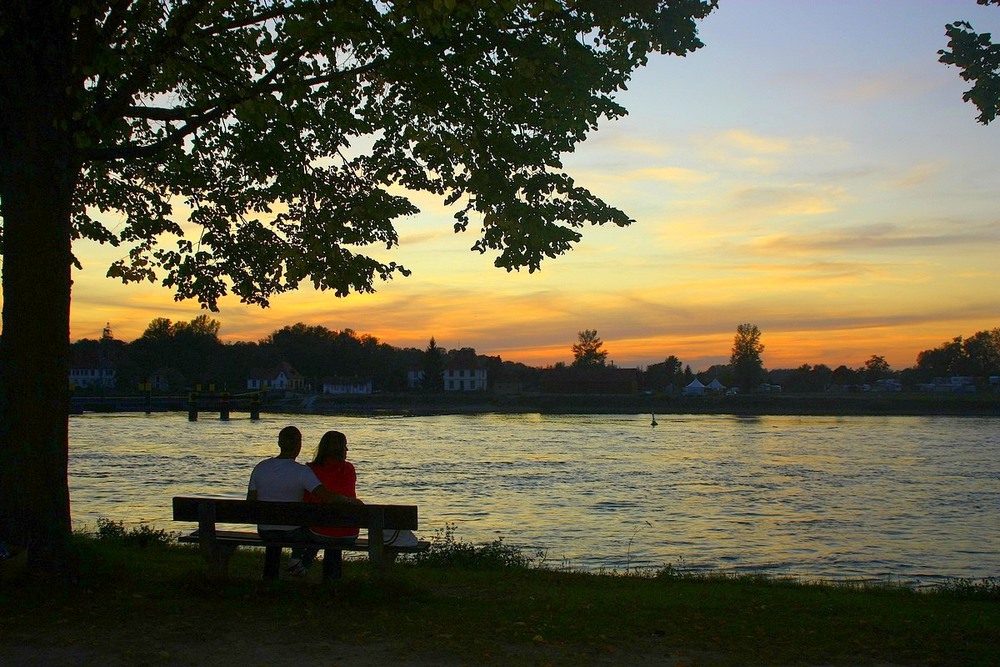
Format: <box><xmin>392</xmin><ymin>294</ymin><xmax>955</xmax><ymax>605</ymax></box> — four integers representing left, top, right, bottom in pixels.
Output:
<box><xmin>247</xmin><ymin>425</ymin><xmax>361</xmax><ymax>575</ymax></box>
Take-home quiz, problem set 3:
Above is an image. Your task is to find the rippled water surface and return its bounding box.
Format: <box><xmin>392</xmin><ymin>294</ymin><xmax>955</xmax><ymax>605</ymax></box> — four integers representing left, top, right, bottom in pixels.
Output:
<box><xmin>68</xmin><ymin>412</ymin><xmax>1000</xmax><ymax>582</ymax></box>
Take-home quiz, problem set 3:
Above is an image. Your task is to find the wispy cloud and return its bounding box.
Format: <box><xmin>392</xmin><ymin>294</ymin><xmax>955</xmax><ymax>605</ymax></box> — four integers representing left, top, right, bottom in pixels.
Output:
<box><xmin>752</xmin><ymin>221</ymin><xmax>1000</xmax><ymax>255</ymax></box>
<box><xmin>727</xmin><ymin>184</ymin><xmax>847</xmax><ymax>217</ymax></box>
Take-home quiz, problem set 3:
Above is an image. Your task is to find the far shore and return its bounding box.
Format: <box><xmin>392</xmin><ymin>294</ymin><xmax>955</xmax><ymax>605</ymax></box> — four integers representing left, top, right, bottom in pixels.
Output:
<box><xmin>71</xmin><ymin>391</ymin><xmax>1000</xmax><ymax>418</ymax></box>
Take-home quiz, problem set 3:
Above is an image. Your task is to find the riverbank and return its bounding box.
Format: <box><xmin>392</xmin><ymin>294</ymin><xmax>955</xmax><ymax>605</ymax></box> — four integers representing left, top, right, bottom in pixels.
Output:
<box><xmin>72</xmin><ymin>391</ymin><xmax>1000</xmax><ymax>418</ymax></box>
<box><xmin>1</xmin><ymin>535</ymin><xmax>997</xmax><ymax>666</ymax></box>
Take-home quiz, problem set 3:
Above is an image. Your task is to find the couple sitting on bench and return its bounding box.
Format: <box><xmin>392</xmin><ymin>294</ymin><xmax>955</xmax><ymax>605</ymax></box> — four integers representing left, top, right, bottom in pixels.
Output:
<box><xmin>247</xmin><ymin>425</ymin><xmax>365</xmax><ymax>576</ymax></box>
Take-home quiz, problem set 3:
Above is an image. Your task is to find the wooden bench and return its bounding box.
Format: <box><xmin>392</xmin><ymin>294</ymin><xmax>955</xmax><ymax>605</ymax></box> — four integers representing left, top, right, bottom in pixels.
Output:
<box><xmin>172</xmin><ymin>496</ymin><xmax>429</xmax><ymax>580</ymax></box>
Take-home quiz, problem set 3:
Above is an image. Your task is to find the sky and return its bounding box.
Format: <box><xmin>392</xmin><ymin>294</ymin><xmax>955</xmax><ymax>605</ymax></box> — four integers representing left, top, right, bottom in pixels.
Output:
<box><xmin>66</xmin><ymin>0</ymin><xmax>1000</xmax><ymax>372</ymax></box>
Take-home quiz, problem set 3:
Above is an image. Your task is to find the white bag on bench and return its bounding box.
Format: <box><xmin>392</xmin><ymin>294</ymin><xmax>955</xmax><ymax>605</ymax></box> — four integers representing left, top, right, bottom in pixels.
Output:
<box><xmin>384</xmin><ymin>529</ymin><xmax>419</xmax><ymax>547</ymax></box>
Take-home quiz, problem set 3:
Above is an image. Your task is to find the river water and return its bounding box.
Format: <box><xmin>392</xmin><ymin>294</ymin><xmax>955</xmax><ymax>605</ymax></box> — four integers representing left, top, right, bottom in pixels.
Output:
<box><xmin>68</xmin><ymin>412</ymin><xmax>999</xmax><ymax>584</ymax></box>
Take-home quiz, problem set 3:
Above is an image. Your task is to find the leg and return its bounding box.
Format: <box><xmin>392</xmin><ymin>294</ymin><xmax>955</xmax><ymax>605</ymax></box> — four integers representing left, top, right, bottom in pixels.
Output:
<box><xmin>321</xmin><ymin>548</ymin><xmax>343</xmax><ymax>580</ymax></box>
<box><xmin>313</xmin><ymin>535</ymin><xmax>357</xmax><ymax>581</ymax></box>
<box><xmin>293</xmin><ymin>545</ymin><xmax>319</xmax><ymax>568</ymax></box>
<box><xmin>262</xmin><ymin>545</ymin><xmax>282</xmax><ymax>580</ymax></box>
<box><xmin>259</xmin><ymin>528</ymin><xmax>311</xmax><ymax>577</ymax></box>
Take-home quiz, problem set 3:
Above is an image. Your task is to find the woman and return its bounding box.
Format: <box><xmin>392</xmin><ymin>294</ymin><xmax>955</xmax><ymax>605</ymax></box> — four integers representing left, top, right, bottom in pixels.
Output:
<box><xmin>305</xmin><ymin>430</ymin><xmax>360</xmax><ymax>541</ymax></box>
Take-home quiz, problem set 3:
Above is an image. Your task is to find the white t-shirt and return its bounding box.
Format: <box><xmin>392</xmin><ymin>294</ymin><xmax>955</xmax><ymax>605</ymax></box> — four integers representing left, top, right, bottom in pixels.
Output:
<box><xmin>248</xmin><ymin>457</ymin><xmax>322</xmax><ymax>531</ymax></box>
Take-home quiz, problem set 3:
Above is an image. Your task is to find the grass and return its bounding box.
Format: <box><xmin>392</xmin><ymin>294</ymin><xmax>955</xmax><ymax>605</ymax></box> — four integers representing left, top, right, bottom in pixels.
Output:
<box><xmin>0</xmin><ymin>525</ymin><xmax>997</xmax><ymax>666</ymax></box>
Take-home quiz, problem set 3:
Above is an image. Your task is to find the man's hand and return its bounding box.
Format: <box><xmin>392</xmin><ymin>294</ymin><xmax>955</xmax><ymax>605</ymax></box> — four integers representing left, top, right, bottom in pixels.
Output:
<box><xmin>312</xmin><ymin>484</ymin><xmax>363</xmax><ymax>505</ymax></box>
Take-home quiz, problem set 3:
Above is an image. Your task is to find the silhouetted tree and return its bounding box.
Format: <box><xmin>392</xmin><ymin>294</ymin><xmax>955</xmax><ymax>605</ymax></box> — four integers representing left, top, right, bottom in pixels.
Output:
<box><xmin>0</xmin><ymin>1</ymin><xmax>715</xmax><ymax>569</ymax></box>
<box><xmin>572</xmin><ymin>330</ymin><xmax>608</xmax><ymax>367</ymax></box>
<box><xmin>914</xmin><ymin>329</ymin><xmax>1000</xmax><ymax>381</ymax></box>
<box><xmin>120</xmin><ymin>316</ymin><xmax>224</xmax><ymax>390</ymax></box>
<box><xmin>862</xmin><ymin>355</ymin><xmax>892</xmax><ymax>383</ymax></box>
<box><xmin>421</xmin><ymin>338</ymin><xmax>445</xmax><ymax>392</ymax></box>
<box><xmin>831</xmin><ymin>364</ymin><xmax>862</xmax><ymax>388</ymax></box>
<box><xmin>963</xmin><ymin>328</ymin><xmax>1000</xmax><ymax>376</ymax></box>
<box><xmin>729</xmin><ymin>323</ymin><xmax>766</xmax><ymax>392</ymax></box>
<box><xmin>916</xmin><ymin>337</ymin><xmax>968</xmax><ymax>379</ymax></box>
<box><xmin>645</xmin><ymin>355</ymin><xmax>684</xmax><ymax>392</ymax></box>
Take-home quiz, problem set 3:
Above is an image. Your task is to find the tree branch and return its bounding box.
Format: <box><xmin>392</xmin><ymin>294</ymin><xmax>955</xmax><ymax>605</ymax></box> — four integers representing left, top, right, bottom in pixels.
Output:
<box><xmin>193</xmin><ymin>0</ymin><xmax>349</xmax><ymax>37</ymax></box>
<box><xmin>92</xmin><ymin>0</ymin><xmax>213</xmax><ymax>132</ymax></box>
<box><xmin>84</xmin><ymin>53</ymin><xmax>388</xmax><ymax>162</ymax></box>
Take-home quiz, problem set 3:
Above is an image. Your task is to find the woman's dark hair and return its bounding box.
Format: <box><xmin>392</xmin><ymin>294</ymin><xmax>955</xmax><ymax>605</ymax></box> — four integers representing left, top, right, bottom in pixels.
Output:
<box><xmin>312</xmin><ymin>430</ymin><xmax>348</xmax><ymax>465</ymax></box>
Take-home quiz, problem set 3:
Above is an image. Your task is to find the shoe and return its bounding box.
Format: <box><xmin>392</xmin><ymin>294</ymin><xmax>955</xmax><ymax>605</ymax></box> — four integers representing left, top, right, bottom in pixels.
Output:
<box><xmin>285</xmin><ymin>559</ymin><xmax>309</xmax><ymax>577</ymax></box>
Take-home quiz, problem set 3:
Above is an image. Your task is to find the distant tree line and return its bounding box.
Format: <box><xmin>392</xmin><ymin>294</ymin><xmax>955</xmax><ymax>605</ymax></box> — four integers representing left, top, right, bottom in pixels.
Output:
<box><xmin>71</xmin><ymin>316</ymin><xmax>540</xmax><ymax>395</ymax></box>
<box><xmin>70</xmin><ymin>320</ymin><xmax>1000</xmax><ymax>395</ymax></box>
<box><xmin>569</xmin><ymin>325</ymin><xmax>1000</xmax><ymax>394</ymax></box>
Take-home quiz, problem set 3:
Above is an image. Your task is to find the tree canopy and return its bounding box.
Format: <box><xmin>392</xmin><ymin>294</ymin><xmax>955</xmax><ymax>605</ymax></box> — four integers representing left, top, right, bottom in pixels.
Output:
<box><xmin>729</xmin><ymin>323</ymin><xmax>765</xmax><ymax>392</ymax></box>
<box><xmin>3</xmin><ymin>0</ymin><xmax>717</xmax><ymax>308</ymax></box>
<box><xmin>940</xmin><ymin>0</ymin><xmax>1000</xmax><ymax>124</ymax></box>
<box><xmin>572</xmin><ymin>329</ymin><xmax>608</xmax><ymax>367</ymax></box>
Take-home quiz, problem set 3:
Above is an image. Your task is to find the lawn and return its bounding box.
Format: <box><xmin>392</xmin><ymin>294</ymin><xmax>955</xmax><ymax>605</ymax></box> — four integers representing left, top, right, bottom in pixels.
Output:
<box><xmin>1</xmin><ymin>528</ymin><xmax>997</xmax><ymax>666</ymax></box>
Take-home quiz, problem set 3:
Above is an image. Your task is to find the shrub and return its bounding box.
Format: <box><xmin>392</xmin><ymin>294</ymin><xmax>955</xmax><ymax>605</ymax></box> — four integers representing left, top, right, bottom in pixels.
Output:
<box><xmin>934</xmin><ymin>577</ymin><xmax>1000</xmax><ymax>601</ymax></box>
<box><xmin>94</xmin><ymin>518</ymin><xmax>173</xmax><ymax>548</ymax></box>
<box><xmin>408</xmin><ymin>523</ymin><xmax>535</xmax><ymax>569</ymax></box>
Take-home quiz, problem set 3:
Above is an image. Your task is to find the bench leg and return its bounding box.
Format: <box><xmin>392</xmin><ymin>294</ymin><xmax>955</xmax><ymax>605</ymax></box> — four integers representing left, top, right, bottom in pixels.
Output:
<box><xmin>322</xmin><ymin>549</ymin><xmax>343</xmax><ymax>580</ymax></box>
<box><xmin>202</xmin><ymin>543</ymin><xmax>237</xmax><ymax>578</ymax></box>
<box><xmin>263</xmin><ymin>545</ymin><xmax>282</xmax><ymax>580</ymax></box>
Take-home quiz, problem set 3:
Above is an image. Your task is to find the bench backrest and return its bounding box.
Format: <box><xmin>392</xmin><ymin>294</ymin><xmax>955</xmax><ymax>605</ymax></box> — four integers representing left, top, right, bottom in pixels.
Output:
<box><xmin>172</xmin><ymin>497</ymin><xmax>418</xmax><ymax>530</ymax></box>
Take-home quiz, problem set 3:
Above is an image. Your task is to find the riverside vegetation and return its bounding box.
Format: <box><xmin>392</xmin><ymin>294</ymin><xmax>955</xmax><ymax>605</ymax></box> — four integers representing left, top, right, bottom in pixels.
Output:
<box><xmin>1</xmin><ymin>522</ymin><xmax>997</xmax><ymax>666</ymax></box>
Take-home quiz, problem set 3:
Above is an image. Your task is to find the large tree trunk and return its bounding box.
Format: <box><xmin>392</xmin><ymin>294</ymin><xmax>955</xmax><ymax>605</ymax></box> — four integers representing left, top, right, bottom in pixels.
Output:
<box><xmin>0</xmin><ymin>2</ymin><xmax>79</xmax><ymax>570</ymax></box>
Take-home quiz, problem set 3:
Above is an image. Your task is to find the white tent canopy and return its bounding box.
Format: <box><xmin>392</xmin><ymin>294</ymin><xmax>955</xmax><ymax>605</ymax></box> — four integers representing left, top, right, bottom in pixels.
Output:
<box><xmin>683</xmin><ymin>378</ymin><xmax>706</xmax><ymax>396</ymax></box>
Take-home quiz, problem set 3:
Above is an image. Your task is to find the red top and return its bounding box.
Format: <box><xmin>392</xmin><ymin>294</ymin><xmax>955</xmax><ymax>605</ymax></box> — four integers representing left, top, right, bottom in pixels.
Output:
<box><xmin>305</xmin><ymin>460</ymin><xmax>359</xmax><ymax>538</ymax></box>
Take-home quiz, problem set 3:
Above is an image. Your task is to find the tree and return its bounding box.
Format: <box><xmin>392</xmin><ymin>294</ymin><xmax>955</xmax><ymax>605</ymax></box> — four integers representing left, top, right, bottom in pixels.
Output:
<box><xmin>916</xmin><ymin>336</ymin><xmax>968</xmax><ymax>379</ymax></box>
<box><xmin>862</xmin><ymin>355</ymin><xmax>891</xmax><ymax>384</ymax></box>
<box><xmin>122</xmin><ymin>315</ymin><xmax>225</xmax><ymax>390</ymax></box>
<box><xmin>729</xmin><ymin>323</ymin><xmax>765</xmax><ymax>393</ymax></box>
<box><xmin>0</xmin><ymin>1</ymin><xmax>715</xmax><ymax>569</ymax></box>
<box><xmin>962</xmin><ymin>328</ymin><xmax>1000</xmax><ymax>376</ymax></box>
<box><xmin>572</xmin><ymin>329</ymin><xmax>608</xmax><ymax>367</ymax></box>
<box><xmin>914</xmin><ymin>328</ymin><xmax>1000</xmax><ymax>381</ymax></box>
<box><xmin>264</xmin><ymin>323</ymin><xmax>338</xmax><ymax>389</ymax></box>
<box><xmin>832</xmin><ymin>364</ymin><xmax>862</xmax><ymax>388</ymax></box>
<box><xmin>421</xmin><ymin>338</ymin><xmax>445</xmax><ymax>391</ymax></box>
<box><xmin>940</xmin><ymin>0</ymin><xmax>1000</xmax><ymax>124</ymax></box>
<box><xmin>644</xmin><ymin>354</ymin><xmax>683</xmax><ymax>392</ymax></box>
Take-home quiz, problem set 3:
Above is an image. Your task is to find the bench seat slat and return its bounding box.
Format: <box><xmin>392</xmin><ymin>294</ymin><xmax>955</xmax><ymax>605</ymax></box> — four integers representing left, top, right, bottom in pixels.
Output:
<box><xmin>172</xmin><ymin>496</ymin><xmax>418</xmax><ymax>529</ymax></box>
<box><xmin>177</xmin><ymin>530</ymin><xmax>429</xmax><ymax>553</ymax></box>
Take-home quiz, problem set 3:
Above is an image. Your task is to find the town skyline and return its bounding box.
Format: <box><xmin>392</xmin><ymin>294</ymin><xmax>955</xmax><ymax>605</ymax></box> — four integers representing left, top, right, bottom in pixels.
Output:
<box><xmin>56</xmin><ymin>1</ymin><xmax>1000</xmax><ymax>371</ymax></box>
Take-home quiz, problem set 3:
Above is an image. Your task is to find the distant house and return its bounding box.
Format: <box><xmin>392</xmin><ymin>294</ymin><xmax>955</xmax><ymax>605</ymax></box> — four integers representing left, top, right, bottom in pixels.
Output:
<box><xmin>149</xmin><ymin>367</ymin><xmax>185</xmax><ymax>392</ymax></box>
<box><xmin>321</xmin><ymin>376</ymin><xmax>373</xmax><ymax>395</ymax></box>
<box><xmin>406</xmin><ymin>369</ymin><xmax>424</xmax><ymax>389</ymax></box>
<box><xmin>443</xmin><ymin>358</ymin><xmax>487</xmax><ymax>391</ymax></box>
<box><xmin>69</xmin><ymin>323</ymin><xmax>119</xmax><ymax>389</ymax></box>
<box><xmin>407</xmin><ymin>364</ymin><xmax>489</xmax><ymax>391</ymax></box>
<box><xmin>247</xmin><ymin>362</ymin><xmax>305</xmax><ymax>392</ymax></box>
<box><xmin>540</xmin><ymin>366</ymin><xmax>640</xmax><ymax>395</ymax></box>
<box><xmin>69</xmin><ymin>365</ymin><xmax>117</xmax><ymax>390</ymax></box>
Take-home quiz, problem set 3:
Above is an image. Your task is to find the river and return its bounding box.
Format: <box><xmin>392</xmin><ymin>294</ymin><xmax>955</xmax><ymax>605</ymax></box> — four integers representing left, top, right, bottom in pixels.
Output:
<box><xmin>68</xmin><ymin>412</ymin><xmax>1000</xmax><ymax>585</ymax></box>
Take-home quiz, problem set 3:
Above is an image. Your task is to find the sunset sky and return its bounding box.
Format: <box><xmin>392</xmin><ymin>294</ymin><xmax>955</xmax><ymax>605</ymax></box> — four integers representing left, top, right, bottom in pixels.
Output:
<box><xmin>66</xmin><ymin>1</ymin><xmax>1000</xmax><ymax>372</ymax></box>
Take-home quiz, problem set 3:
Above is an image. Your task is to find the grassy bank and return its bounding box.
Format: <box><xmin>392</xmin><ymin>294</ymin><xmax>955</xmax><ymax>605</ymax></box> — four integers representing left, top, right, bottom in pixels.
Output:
<box><xmin>1</xmin><ymin>529</ymin><xmax>997</xmax><ymax>666</ymax></box>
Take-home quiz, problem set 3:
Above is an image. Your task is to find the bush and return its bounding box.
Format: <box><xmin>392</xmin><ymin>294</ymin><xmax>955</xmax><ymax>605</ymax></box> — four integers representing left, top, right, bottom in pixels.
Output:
<box><xmin>934</xmin><ymin>577</ymin><xmax>1000</xmax><ymax>601</ymax></box>
<box><xmin>94</xmin><ymin>518</ymin><xmax>173</xmax><ymax>548</ymax></box>
<box><xmin>408</xmin><ymin>523</ymin><xmax>535</xmax><ymax>569</ymax></box>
